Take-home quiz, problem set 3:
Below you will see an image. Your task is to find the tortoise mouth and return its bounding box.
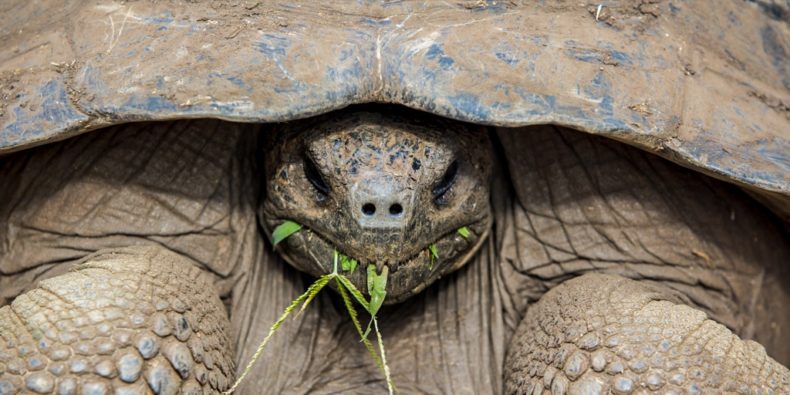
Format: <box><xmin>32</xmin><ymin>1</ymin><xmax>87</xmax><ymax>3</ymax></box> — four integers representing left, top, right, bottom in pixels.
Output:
<box><xmin>270</xmin><ymin>218</ymin><xmax>490</xmax><ymax>303</ymax></box>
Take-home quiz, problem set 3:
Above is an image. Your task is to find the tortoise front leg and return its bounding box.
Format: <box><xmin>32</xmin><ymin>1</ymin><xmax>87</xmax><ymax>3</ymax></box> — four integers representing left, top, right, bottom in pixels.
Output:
<box><xmin>0</xmin><ymin>246</ymin><xmax>234</xmax><ymax>394</ymax></box>
<box><xmin>504</xmin><ymin>273</ymin><xmax>789</xmax><ymax>394</ymax></box>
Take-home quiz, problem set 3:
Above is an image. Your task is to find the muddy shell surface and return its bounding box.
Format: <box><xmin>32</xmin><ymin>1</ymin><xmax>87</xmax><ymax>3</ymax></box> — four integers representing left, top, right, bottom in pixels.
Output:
<box><xmin>0</xmin><ymin>1</ymin><xmax>787</xmax><ymax>201</ymax></box>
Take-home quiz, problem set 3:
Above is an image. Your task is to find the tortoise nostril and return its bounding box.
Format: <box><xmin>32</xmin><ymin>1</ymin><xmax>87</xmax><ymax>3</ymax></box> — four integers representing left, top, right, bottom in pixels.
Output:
<box><xmin>389</xmin><ymin>203</ymin><xmax>403</xmax><ymax>216</ymax></box>
<box><xmin>362</xmin><ymin>203</ymin><xmax>376</xmax><ymax>216</ymax></box>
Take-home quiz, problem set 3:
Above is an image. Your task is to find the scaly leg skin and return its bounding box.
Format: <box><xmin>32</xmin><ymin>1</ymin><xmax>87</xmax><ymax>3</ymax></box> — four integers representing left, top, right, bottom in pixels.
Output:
<box><xmin>505</xmin><ymin>273</ymin><xmax>790</xmax><ymax>394</ymax></box>
<box><xmin>0</xmin><ymin>246</ymin><xmax>233</xmax><ymax>394</ymax></box>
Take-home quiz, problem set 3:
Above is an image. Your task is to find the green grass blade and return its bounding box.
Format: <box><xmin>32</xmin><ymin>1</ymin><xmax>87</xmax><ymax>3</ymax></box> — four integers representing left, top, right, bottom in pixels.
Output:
<box><xmin>336</xmin><ymin>278</ymin><xmax>394</xmax><ymax>393</ymax></box>
<box><xmin>272</xmin><ymin>220</ymin><xmax>302</xmax><ymax>246</ymax></box>
<box><xmin>373</xmin><ymin>317</ymin><xmax>396</xmax><ymax>394</ymax></box>
<box><xmin>336</xmin><ymin>274</ymin><xmax>374</xmax><ymax>339</ymax></box>
<box><xmin>297</xmin><ymin>274</ymin><xmax>332</xmax><ymax>316</ymax></box>
<box><xmin>223</xmin><ymin>274</ymin><xmax>329</xmax><ymax>394</ymax></box>
<box><xmin>336</xmin><ymin>275</ymin><xmax>370</xmax><ymax>311</ymax></box>
<box><xmin>336</xmin><ymin>279</ymin><xmax>384</xmax><ymax>364</ymax></box>
<box><xmin>361</xmin><ymin>320</ymin><xmax>376</xmax><ymax>339</ymax></box>
<box><xmin>457</xmin><ymin>226</ymin><xmax>470</xmax><ymax>239</ymax></box>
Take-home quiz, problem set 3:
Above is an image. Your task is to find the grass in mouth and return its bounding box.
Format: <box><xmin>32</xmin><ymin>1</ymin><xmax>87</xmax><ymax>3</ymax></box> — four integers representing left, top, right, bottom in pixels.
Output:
<box><xmin>271</xmin><ymin>220</ymin><xmax>302</xmax><ymax>246</ymax></box>
<box><xmin>428</xmin><ymin>243</ymin><xmax>438</xmax><ymax>269</ymax></box>
<box><xmin>223</xmin><ymin>221</ymin><xmax>395</xmax><ymax>394</ymax></box>
<box><xmin>338</xmin><ymin>251</ymin><xmax>358</xmax><ymax>273</ymax></box>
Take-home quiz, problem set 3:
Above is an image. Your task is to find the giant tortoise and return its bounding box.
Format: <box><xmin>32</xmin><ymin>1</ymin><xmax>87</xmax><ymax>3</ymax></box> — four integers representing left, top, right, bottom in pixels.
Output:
<box><xmin>0</xmin><ymin>1</ymin><xmax>789</xmax><ymax>394</ymax></box>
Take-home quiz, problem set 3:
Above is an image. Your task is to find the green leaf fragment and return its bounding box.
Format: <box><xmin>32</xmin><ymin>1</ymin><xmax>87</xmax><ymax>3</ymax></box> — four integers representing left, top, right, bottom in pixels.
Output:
<box><xmin>340</xmin><ymin>254</ymin><xmax>350</xmax><ymax>271</ymax></box>
<box><xmin>271</xmin><ymin>220</ymin><xmax>302</xmax><ymax>246</ymax></box>
<box><xmin>366</xmin><ymin>264</ymin><xmax>388</xmax><ymax>317</ymax></box>
<box><xmin>350</xmin><ymin>259</ymin><xmax>358</xmax><ymax>273</ymax></box>
<box><xmin>429</xmin><ymin>243</ymin><xmax>439</xmax><ymax>260</ymax></box>
<box><xmin>457</xmin><ymin>226</ymin><xmax>470</xmax><ymax>239</ymax></box>
<box><xmin>428</xmin><ymin>243</ymin><xmax>438</xmax><ymax>269</ymax></box>
<box><xmin>339</xmin><ymin>253</ymin><xmax>358</xmax><ymax>273</ymax></box>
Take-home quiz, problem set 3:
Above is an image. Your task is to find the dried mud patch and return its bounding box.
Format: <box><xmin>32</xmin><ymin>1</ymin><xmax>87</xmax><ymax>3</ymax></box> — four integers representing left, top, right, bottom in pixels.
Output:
<box><xmin>586</xmin><ymin>0</ymin><xmax>663</xmax><ymax>31</ymax></box>
<box><xmin>0</xmin><ymin>70</ymin><xmax>21</xmax><ymax>118</ymax></box>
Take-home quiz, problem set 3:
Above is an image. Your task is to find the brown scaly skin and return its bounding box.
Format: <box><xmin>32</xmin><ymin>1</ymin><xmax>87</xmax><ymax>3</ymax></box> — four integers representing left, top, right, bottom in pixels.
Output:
<box><xmin>0</xmin><ymin>112</ymin><xmax>788</xmax><ymax>394</ymax></box>
<box><xmin>261</xmin><ymin>111</ymin><xmax>493</xmax><ymax>303</ymax></box>
<box><xmin>0</xmin><ymin>247</ymin><xmax>234</xmax><ymax>395</ymax></box>
<box><xmin>505</xmin><ymin>274</ymin><xmax>790</xmax><ymax>394</ymax></box>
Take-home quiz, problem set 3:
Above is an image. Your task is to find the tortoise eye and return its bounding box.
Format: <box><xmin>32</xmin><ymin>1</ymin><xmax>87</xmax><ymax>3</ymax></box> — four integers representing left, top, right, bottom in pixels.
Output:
<box><xmin>303</xmin><ymin>155</ymin><xmax>330</xmax><ymax>199</ymax></box>
<box><xmin>432</xmin><ymin>160</ymin><xmax>458</xmax><ymax>204</ymax></box>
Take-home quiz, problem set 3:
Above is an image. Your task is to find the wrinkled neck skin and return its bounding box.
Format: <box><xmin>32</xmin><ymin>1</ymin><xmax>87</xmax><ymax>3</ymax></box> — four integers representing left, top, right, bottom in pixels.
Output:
<box><xmin>260</xmin><ymin>110</ymin><xmax>494</xmax><ymax>303</ymax></box>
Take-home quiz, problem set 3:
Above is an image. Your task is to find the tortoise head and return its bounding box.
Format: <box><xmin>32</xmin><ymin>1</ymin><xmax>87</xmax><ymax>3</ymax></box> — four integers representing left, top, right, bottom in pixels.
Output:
<box><xmin>261</xmin><ymin>110</ymin><xmax>493</xmax><ymax>303</ymax></box>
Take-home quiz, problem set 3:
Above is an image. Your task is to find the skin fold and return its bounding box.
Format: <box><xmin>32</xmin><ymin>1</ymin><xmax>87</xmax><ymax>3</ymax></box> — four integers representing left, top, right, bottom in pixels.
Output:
<box><xmin>0</xmin><ymin>111</ymin><xmax>787</xmax><ymax>394</ymax></box>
